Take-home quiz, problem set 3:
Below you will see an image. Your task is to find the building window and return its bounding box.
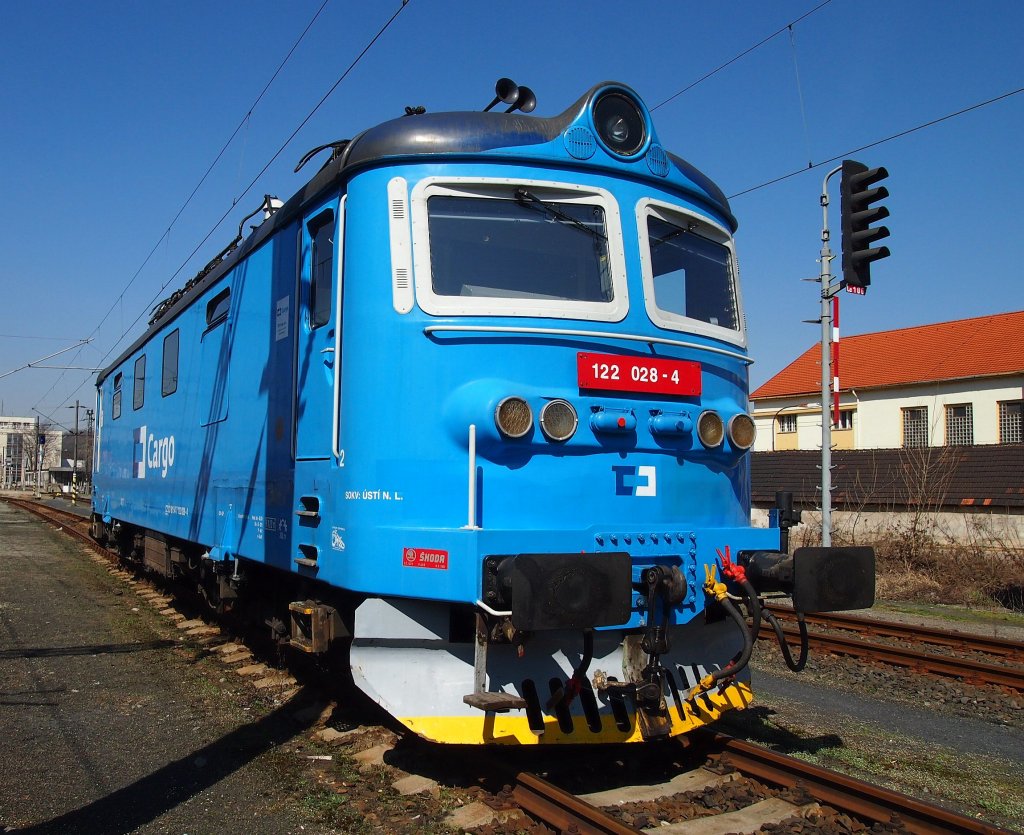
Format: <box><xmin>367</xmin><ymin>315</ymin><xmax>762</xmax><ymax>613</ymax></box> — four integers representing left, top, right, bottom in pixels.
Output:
<box><xmin>133</xmin><ymin>355</ymin><xmax>146</xmax><ymax>411</ymax></box>
<box><xmin>945</xmin><ymin>403</ymin><xmax>973</xmax><ymax>446</ymax></box>
<box><xmin>112</xmin><ymin>372</ymin><xmax>122</xmax><ymax>420</ymax></box>
<box><xmin>999</xmin><ymin>400</ymin><xmax>1022</xmax><ymax>444</ymax></box>
<box><xmin>836</xmin><ymin>410</ymin><xmax>854</xmax><ymax>430</ymax></box>
<box><xmin>778</xmin><ymin>414</ymin><xmax>797</xmax><ymax>433</ymax></box>
<box><xmin>162</xmin><ymin>329</ymin><xmax>179</xmax><ymax>397</ymax></box>
<box><xmin>902</xmin><ymin>406</ymin><xmax>928</xmax><ymax>448</ymax></box>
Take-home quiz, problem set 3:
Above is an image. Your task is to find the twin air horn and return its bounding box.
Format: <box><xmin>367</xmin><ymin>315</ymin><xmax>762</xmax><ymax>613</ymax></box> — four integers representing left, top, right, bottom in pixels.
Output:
<box><xmin>483</xmin><ymin>77</ymin><xmax>536</xmax><ymax>114</ymax></box>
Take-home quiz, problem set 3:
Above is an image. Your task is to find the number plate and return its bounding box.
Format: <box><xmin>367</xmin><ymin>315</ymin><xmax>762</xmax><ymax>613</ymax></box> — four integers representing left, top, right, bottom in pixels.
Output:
<box><xmin>577</xmin><ymin>352</ymin><xmax>701</xmax><ymax>396</ymax></box>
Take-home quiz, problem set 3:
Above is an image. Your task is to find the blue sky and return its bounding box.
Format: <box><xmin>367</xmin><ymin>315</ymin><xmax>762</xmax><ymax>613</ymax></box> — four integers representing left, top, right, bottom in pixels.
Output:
<box><xmin>1</xmin><ymin>0</ymin><xmax>1021</xmax><ymax>424</ymax></box>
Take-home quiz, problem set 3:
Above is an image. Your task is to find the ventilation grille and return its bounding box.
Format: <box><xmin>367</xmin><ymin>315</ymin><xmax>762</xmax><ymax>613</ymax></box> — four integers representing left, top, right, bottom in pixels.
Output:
<box><xmin>563</xmin><ymin>126</ymin><xmax>596</xmax><ymax>160</ymax></box>
<box><xmin>394</xmin><ymin>267</ymin><xmax>410</xmax><ymax>290</ymax></box>
<box><xmin>646</xmin><ymin>144</ymin><xmax>670</xmax><ymax>177</ymax></box>
<box><xmin>391</xmin><ymin>199</ymin><xmax>405</xmax><ymax>220</ymax></box>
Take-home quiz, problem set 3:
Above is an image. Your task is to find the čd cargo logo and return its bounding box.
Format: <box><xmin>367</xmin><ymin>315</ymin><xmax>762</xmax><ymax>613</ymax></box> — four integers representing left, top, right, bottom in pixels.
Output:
<box><xmin>133</xmin><ymin>425</ymin><xmax>176</xmax><ymax>479</ymax></box>
<box><xmin>402</xmin><ymin>548</ymin><xmax>449</xmax><ymax>570</ymax></box>
<box><xmin>613</xmin><ymin>465</ymin><xmax>657</xmax><ymax>497</ymax></box>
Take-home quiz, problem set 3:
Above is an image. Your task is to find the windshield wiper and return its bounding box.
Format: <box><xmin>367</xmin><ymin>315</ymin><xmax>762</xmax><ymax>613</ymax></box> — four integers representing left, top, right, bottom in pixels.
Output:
<box><xmin>514</xmin><ymin>188</ymin><xmax>607</xmax><ymax>240</ymax></box>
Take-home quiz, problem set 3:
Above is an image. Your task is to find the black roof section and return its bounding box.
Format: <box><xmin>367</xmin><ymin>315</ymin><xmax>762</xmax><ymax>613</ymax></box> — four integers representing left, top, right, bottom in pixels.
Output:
<box><xmin>752</xmin><ymin>446</ymin><xmax>1024</xmax><ymax>511</ymax></box>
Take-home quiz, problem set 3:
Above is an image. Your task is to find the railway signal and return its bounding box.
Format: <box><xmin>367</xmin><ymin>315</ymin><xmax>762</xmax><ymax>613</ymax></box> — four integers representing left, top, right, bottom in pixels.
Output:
<box><xmin>839</xmin><ymin>159</ymin><xmax>890</xmax><ymax>291</ymax></box>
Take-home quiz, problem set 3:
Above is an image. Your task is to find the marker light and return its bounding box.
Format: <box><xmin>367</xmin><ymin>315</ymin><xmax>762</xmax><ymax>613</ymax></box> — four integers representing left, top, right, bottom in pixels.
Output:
<box><xmin>696</xmin><ymin>410</ymin><xmax>725</xmax><ymax>449</ymax></box>
<box><xmin>728</xmin><ymin>413</ymin><xmax>757</xmax><ymax>451</ymax></box>
<box><xmin>539</xmin><ymin>399</ymin><xmax>578</xmax><ymax>442</ymax></box>
<box><xmin>495</xmin><ymin>396</ymin><xmax>533</xmax><ymax>439</ymax></box>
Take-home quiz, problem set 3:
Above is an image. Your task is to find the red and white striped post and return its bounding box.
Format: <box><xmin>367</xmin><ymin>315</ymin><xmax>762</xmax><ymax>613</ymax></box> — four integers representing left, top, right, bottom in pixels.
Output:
<box><xmin>832</xmin><ymin>295</ymin><xmax>840</xmax><ymax>427</ymax></box>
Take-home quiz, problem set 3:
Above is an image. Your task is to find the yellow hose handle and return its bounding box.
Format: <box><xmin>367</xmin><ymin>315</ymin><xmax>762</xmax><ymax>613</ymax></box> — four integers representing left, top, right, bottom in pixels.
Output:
<box><xmin>703</xmin><ymin>563</ymin><xmax>729</xmax><ymax>603</ymax></box>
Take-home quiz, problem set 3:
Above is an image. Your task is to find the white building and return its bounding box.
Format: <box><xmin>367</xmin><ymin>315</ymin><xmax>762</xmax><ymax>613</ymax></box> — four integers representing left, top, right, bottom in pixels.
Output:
<box><xmin>0</xmin><ymin>417</ymin><xmax>63</xmax><ymax>490</ymax></box>
<box><xmin>751</xmin><ymin>311</ymin><xmax>1024</xmax><ymax>452</ymax></box>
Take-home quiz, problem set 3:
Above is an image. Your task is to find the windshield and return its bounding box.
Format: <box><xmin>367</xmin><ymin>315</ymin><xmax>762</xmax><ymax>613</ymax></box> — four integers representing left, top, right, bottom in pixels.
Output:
<box><xmin>646</xmin><ymin>215</ymin><xmax>739</xmax><ymax>331</ymax></box>
<box><xmin>426</xmin><ymin>195</ymin><xmax>613</xmax><ymax>302</ymax></box>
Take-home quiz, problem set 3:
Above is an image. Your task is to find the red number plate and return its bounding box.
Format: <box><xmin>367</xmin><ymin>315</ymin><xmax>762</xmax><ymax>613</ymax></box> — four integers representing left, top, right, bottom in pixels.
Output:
<box><xmin>577</xmin><ymin>352</ymin><xmax>701</xmax><ymax>396</ymax></box>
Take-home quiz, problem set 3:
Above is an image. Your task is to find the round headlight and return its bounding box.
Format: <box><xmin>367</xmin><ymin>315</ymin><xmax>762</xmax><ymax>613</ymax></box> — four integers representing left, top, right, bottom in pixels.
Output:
<box><xmin>495</xmin><ymin>396</ymin><xmax>533</xmax><ymax>439</ymax></box>
<box><xmin>539</xmin><ymin>399</ymin><xmax>578</xmax><ymax>443</ymax></box>
<box><xmin>593</xmin><ymin>91</ymin><xmax>646</xmax><ymax>157</ymax></box>
<box><xmin>696</xmin><ymin>410</ymin><xmax>725</xmax><ymax>449</ymax></box>
<box><xmin>728</xmin><ymin>413</ymin><xmax>756</xmax><ymax>450</ymax></box>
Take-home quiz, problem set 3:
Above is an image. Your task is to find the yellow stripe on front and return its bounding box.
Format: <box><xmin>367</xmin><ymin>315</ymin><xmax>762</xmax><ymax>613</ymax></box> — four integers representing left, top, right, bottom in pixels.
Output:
<box><xmin>399</xmin><ymin>682</ymin><xmax>753</xmax><ymax>745</ymax></box>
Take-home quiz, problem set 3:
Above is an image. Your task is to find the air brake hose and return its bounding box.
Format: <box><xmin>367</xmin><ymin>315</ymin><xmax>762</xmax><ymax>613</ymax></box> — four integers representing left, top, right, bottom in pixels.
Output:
<box><xmin>546</xmin><ymin>628</ymin><xmax>594</xmax><ymax>711</ymax></box>
<box><xmin>714</xmin><ymin>595</ymin><xmax>754</xmax><ymax>683</ymax></box>
<box><xmin>740</xmin><ymin>578</ymin><xmax>762</xmax><ymax>640</ymax></box>
<box><xmin>689</xmin><ymin>591</ymin><xmax>754</xmax><ymax>700</ymax></box>
<box><xmin>762</xmin><ymin>608</ymin><xmax>809</xmax><ymax>671</ymax></box>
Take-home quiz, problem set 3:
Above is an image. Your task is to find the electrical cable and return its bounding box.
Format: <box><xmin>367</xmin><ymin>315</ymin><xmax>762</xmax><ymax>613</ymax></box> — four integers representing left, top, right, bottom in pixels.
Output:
<box><xmin>651</xmin><ymin>0</ymin><xmax>833</xmax><ymax>112</ymax></box>
<box><xmin>93</xmin><ymin>0</ymin><xmax>413</xmax><ymax>372</ymax></box>
<box><xmin>729</xmin><ymin>85</ymin><xmax>1024</xmax><ymax>199</ymax></box>
<box><xmin>763</xmin><ymin>608</ymin><xmax>808</xmax><ymax>671</ymax></box>
<box><xmin>34</xmin><ymin>0</ymin><xmax>411</xmax><ymax>416</ymax></box>
<box><xmin>31</xmin><ymin>0</ymin><xmax>333</xmax><ymax>413</ymax></box>
<box><xmin>88</xmin><ymin>0</ymin><xmax>333</xmax><ymax>348</ymax></box>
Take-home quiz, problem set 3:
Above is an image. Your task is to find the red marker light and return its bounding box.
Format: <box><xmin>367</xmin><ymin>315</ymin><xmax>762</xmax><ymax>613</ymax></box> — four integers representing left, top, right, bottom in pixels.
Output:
<box><xmin>617</xmin><ymin>417</ymin><xmax>626</xmax><ymax>428</ymax></box>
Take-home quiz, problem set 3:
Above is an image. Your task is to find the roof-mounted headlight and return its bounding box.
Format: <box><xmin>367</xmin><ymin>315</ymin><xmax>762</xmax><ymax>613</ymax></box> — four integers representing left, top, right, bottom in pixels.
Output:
<box><xmin>593</xmin><ymin>91</ymin><xmax>646</xmax><ymax>157</ymax></box>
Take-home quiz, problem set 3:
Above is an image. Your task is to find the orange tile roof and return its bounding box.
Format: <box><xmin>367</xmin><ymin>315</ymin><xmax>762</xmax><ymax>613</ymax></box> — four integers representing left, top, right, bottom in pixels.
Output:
<box><xmin>752</xmin><ymin>310</ymin><xmax>1024</xmax><ymax>399</ymax></box>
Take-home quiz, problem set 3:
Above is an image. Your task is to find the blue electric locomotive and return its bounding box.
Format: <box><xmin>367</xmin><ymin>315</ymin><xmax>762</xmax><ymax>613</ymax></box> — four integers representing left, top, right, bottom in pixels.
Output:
<box><xmin>91</xmin><ymin>81</ymin><xmax>873</xmax><ymax>745</ymax></box>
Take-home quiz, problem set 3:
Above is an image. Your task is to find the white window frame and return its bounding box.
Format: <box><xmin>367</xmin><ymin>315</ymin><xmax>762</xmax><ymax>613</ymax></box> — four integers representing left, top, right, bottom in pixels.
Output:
<box><xmin>635</xmin><ymin>197</ymin><xmax>747</xmax><ymax>349</ymax></box>
<box><xmin>409</xmin><ymin>176</ymin><xmax>629</xmax><ymax>322</ymax></box>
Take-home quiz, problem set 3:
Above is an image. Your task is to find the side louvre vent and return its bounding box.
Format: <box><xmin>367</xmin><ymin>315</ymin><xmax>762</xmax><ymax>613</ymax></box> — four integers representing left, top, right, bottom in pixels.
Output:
<box><xmin>388</xmin><ymin>177</ymin><xmax>414</xmax><ymax>314</ymax></box>
<box><xmin>646</xmin><ymin>144</ymin><xmax>670</xmax><ymax>178</ymax></box>
<box><xmin>564</xmin><ymin>126</ymin><xmax>596</xmax><ymax>160</ymax></box>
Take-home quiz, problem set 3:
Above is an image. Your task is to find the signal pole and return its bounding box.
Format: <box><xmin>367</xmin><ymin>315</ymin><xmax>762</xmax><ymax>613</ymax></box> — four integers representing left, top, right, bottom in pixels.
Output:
<box><xmin>818</xmin><ymin>165</ymin><xmax>843</xmax><ymax>547</ymax></box>
<box><xmin>817</xmin><ymin>159</ymin><xmax>891</xmax><ymax>547</ymax></box>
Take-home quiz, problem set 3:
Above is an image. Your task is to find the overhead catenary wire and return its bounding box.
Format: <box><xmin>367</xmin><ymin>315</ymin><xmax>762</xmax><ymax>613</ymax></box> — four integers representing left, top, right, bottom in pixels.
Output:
<box><xmin>651</xmin><ymin>0</ymin><xmax>833</xmax><ymax>112</ymax></box>
<box><xmin>31</xmin><ymin>0</ymin><xmax>334</xmax><ymax>413</ymax></box>
<box><xmin>729</xmin><ymin>85</ymin><xmax>1024</xmax><ymax>199</ymax></box>
<box><xmin>86</xmin><ymin>0</ymin><xmax>333</xmax><ymax>351</ymax></box>
<box><xmin>93</xmin><ymin>0</ymin><xmax>413</xmax><ymax>373</ymax></box>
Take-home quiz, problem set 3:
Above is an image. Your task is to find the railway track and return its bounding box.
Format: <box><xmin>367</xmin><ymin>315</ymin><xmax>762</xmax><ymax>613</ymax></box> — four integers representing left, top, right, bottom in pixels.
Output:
<box><xmin>766</xmin><ymin>605</ymin><xmax>1024</xmax><ymax>664</ymax></box>
<box><xmin>5</xmin><ymin>497</ymin><xmax>1021</xmax><ymax>833</ymax></box>
<box><xmin>763</xmin><ymin>605</ymin><xmax>1024</xmax><ymax>692</ymax></box>
<box><xmin>4</xmin><ymin>496</ymin><xmax>97</xmax><ymax>546</ymax></box>
<box><xmin>508</xmin><ymin>733</ymin><xmax>1016</xmax><ymax>834</ymax></box>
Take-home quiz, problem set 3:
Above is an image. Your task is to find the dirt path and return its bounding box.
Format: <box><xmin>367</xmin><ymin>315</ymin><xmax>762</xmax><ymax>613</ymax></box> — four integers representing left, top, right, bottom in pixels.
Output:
<box><xmin>0</xmin><ymin>502</ymin><xmax>330</xmax><ymax>834</ymax></box>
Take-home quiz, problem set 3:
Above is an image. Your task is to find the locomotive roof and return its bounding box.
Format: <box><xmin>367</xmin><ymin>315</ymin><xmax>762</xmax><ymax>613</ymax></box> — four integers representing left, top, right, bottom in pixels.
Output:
<box><xmin>98</xmin><ymin>82</ymin><xmax>735</xmax><ymax>385</ymax></box>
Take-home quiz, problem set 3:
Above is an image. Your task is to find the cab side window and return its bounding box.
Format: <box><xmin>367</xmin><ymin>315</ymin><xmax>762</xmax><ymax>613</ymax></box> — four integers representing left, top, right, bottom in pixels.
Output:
<box><xmin>309</xmin><ymin>211</ymin><xmax>335</xmax><ymax>328</ymax></box>
<box><xmin>162</xmin><ymin>329</ymin><xmax>179</xmax><ymax>397</ymax></box>
<box><xmin>112</xmin><ymin>373</ymin><xmax>123</xmax><ymax>419</ymax></box>
<box><xmin>133</xmin><ymin>355</ymin><xmax>146</xmax><ymax>410</ymax></box>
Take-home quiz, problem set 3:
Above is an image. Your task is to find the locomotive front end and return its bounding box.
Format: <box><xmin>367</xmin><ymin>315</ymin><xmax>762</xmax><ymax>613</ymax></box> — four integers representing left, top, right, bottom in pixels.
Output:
<box><xmin>331</xmin><ymin>83</ymin><xmax>872</xmax><ymax>744</ymax></box>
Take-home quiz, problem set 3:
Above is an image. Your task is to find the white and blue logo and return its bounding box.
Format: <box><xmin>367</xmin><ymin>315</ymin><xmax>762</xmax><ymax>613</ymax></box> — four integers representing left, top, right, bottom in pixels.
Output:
<box><xmin>132</xmin><ymin>425</ymin><xmax>176</xmax><ymax>479</ymax></box>
<box><xmin>613</xmin><ymin>465</ymin><xmax>657</xmax><ymax>497</ymax></box>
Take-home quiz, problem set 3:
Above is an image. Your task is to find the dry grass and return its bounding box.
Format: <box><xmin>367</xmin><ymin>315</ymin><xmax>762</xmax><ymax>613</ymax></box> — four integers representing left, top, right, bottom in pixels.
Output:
<box><xmin>793</xmin><ymin>512</ymin><xmax>1024</xmax><ymax>610</ymax></box>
